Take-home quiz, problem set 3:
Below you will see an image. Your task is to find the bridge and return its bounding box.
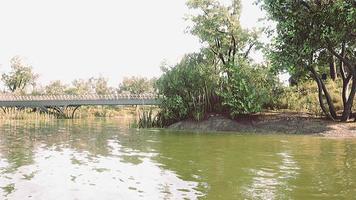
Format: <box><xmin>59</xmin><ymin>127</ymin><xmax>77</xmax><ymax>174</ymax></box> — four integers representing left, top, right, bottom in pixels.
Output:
<box><xmin>0</xmin><ymin>94</ymin><xmax>159</xmax><ymax>118</ymax></box>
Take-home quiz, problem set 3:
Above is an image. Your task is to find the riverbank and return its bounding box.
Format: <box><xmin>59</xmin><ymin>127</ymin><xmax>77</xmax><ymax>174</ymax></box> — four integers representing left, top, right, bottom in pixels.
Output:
<box><xmin>168</xmin><ymin>112</ymin><xmax>356</xmax><ymax>138</ymax></box>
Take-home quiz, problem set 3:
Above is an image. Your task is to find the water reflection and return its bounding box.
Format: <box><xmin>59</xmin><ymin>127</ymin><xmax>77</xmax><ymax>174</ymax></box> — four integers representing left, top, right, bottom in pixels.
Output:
<box><xmin>243</xmin><ymin>140</ymin><xmax>300</xmax><ymax>199</ymax></box>
<box><xmin>0</xmin><ymin>120</ymin><xmax>356</xmax><ymax>199</ymax></box>
<box><xmin>0</xmin><ymin>120</ymin><xmax>201</xmax><ymax>199</ymax></box>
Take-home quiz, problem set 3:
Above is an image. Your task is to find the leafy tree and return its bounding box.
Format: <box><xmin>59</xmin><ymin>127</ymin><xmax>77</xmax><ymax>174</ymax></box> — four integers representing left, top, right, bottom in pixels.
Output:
<box><xmin>186</xmin><ymin>0</ymin><xmax>262</xmax><ymax>78</ymax></box>
<box><xmin>187</xmin><ymin>0</ymin><xmax>273</xmax><ymax>114</ymax></box>
<box><xmin>65</xmin><ymin>77</ymin><xmax>113</xmax><ymax>95</ymax></box>
<box><xmin>45</xmin><ymin>80</ymin><xmax>68</xmax><ymax>95</ymax></box>
<box><xmin>66</xmin><ymin>79</ymin><xmax>94</xmax><ymax>95</ymax></box>
<box><xmin>259</xmin><ymin>0</ymin><xmax>356</xmax><ymax>121</ymax></box>
<box><xmin>118</xmin><ymin>76</ymin><xmax>155</xmax><ymax>94</ymax></box>
<box><xmin>90</xmin><ymin>76</ymin><xmax>112</xmax><ymax>95</ymax></box>
<box><xmin>1</xmin><ymin>56</ymin><xmax>39</xmax><ymax>94</ymax></box>
<box><xmin>153</xmin><ymin>0</ymin><xmax>281</xmax><ymax>125</ymax></box>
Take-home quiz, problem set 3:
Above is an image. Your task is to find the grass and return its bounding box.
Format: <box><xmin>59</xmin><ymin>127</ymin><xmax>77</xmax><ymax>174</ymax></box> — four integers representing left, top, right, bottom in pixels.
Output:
<box><xmin>0</xmin><ymin>106</ymin><xmax>157</xmax><ymax>120</ymax></box>
<box><xmin>0</xmin><ymin>108</ymin><xmax>57</xmax><ymax>120</ymax></box>
<box><xmin>129</xmin><ymin>107</ymin><xmax>160</xmax><ymax>128</ymax></box>
<box><xmin>280</xmin><ymin>80</ymin><xmax>354</xmax><ymax>116</ymax></box>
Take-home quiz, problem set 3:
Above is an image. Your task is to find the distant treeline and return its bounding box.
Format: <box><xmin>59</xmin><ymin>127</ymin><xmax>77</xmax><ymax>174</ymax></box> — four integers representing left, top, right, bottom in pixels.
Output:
<box><xmin>0</xmin><ymin>56</ymin><xmax>156</xmax><ymax>96</ymax></box>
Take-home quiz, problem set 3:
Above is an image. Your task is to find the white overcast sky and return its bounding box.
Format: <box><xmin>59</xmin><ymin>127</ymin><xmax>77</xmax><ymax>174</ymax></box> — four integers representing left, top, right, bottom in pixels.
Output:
<box><xmin>0</xmin><ymin>0</ymin><xmax>267</xmax><ymax>87</ymax></box>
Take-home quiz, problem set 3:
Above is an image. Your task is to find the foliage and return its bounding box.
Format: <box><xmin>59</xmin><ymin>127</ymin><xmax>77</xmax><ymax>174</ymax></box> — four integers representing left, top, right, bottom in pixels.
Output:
<box><xmin>44</xmin><ymin>77</ymin><xmax>112</xmax><ymax>95</ymax></box>
<box><xmin>281</xmin><ymin>82</ymin><xmax>323</xmax><ymax>115</ymax></box>
<box><xmin>186</xmin><ymin>0</ymin><xmax>271</xmax><ymax>115</ymax></box>
<box><xmin>259</xmin><ymin>0</ymin><xmax>356</xmax><ymax>121</ymax></box>
<box><xmin>279</xmin><ymin>80</ymin><xmax>356</xmax><ymax>116</ymax></box>
<box><xmin>219</xmin><ymin>63</ymin><xmax>279</xmax><ymax>117</ymax></box>
<box><xmin>1</xmin><ymin>56</ymin><xmax>39</xmax><ymax>94</ymax></box>
<box><xmin>186</xmin><ymin>0</ymin><xmax>260</xmax><ymax>67</ymax></box>
<box><xmin>91</xmin><ymin>76</ymin><xmax>112</xmax><ymax>95</ymax></box>
<box><xmin>157</xmin><ymin>95</ymin><xmax>188</xmax><ymax>124</ymax></box>
<box><xmin>118</xmin><ymin>76</ymin><xmax>155</xmax><ymax>94</ymax></box>
<box><xmin>65</xmin><ymin>79</ymin><xmax>94</xmax><ymax>95</ymax></box>
<box><xmin>137</xmin><ymin>108</ymin><xmax>158</xmax><ymax>128</ymax></box>
<box><xmin>155</xmin><ymin>0</ymin><xmax>280</xmax><ymax>125</ymax></box>
<box><xmin>0</xmin><ymin>108</ymin><xmax>57</xmax><ymax>120</ymax></box>
<box><xmin>156</xmin><ymin>53</ymin><xmax>220</xmax><ymax>125</ymax></box>
<box><xmin>45</xmin><ymin>80</ymin><xmax>68</xmax><ymax>95</ymax></box>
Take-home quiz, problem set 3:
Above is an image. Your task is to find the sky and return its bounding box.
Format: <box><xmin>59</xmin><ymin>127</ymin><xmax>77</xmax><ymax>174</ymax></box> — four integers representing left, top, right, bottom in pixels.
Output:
<box><xmin>0</xmin><ymin>0</ymin><xmax>267</xmax><ymax>87</ymax></box>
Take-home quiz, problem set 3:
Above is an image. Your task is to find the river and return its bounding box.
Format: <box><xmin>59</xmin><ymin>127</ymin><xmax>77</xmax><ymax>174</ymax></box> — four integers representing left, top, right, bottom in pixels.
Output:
<box><xmin>0</xmin><ymin>119</ymin><xmax>355</xmax><ymax>199</ymax></box>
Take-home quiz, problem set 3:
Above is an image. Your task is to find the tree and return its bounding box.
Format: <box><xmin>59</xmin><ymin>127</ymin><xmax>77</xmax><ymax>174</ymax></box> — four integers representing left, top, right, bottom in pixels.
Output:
<box><xmin>90</xmin><ymin>76</ymin><xmax>112</xmax><ymax>95</ymax></box>
<box><xmin>66</xmin><ymin>79</ymin><xmax>94</xmax><ymax>95</ymax></box>
<box><xmin>45</xmin><ymin>80</ymin><xmax>68</xmax><ymax>95</ymax></box>
<box><xmin>186</xmin><ymin>0</ymin><xmax>272</xmax><ymax>115</ymax></box>
<box><xmin>259</xmin><ymin>0</ymin><xmax>356</xmax><ymax>121</ymax></box>
<box><xmin>186</xmin><ymin>0</ymin><xmax>261</xmax><ymax>79</ymax></box>
<box><xmin>1</xmin><ymin>56</ymin><xmax>39</xmax><ymax>94</ymax></box>
<box><xmin>153</xmin><ymin>0</ymin><xmax>280</xmax><ymax>125</ymax></box>
<box><xmin>118</xmin><ymin>76</ymin><xmax>155</xmax><ymax>94</ymax></box>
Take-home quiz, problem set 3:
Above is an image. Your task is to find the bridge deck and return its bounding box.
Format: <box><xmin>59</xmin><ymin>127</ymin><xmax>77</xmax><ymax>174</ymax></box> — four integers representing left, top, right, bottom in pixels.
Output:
<box><xmin>0</xmin><ymin>94</ymin><xmax>159</xmax><ymax>107</ymax></box>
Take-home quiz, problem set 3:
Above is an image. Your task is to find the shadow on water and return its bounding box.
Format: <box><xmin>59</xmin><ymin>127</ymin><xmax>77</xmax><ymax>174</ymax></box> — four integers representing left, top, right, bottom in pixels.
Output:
<box><xmin>0</xmin><ymin>119</ymin><xmax>355</xmax><ymax>199</ymax></box>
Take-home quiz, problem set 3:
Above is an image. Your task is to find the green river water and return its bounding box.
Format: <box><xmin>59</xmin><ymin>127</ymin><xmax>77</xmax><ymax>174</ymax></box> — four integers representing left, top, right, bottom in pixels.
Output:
<box><xmin>0</xmin><ymin>119</ymin><xmax>355</xmax><ymax>200</ymax></box>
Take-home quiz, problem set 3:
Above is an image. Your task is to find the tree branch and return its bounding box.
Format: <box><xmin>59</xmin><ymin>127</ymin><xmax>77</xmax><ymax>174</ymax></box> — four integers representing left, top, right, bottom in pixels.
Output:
<box><xmin>327</xmin><ymin>46</ymin><xmax>354</xmax><ymax>71</ymax></box>
<box><xmin>244</xmin><ymin>42</ymin><xmax>255</xmax><ymax>59</ymax></box>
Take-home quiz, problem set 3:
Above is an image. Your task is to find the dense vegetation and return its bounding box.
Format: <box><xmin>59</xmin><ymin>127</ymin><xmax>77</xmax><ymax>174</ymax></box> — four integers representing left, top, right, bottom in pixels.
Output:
<box><xmin>260</xmin><ymin>0</ymin><xmax>356</xmax><ymax>121</ymax></box>
<box><xmin>155</xmin><ymin>0</ymin><xmax>281</xmax><ymax>126</ymax></box>
<box><xmin>153</xmin><ymin>0</ymin><xmax>356</xmax><ymax>126</ymax></box>
<box><xmin>0</xmin><ymin>0</ymin><xmax>355</xmax><ymax>125</ymax></box>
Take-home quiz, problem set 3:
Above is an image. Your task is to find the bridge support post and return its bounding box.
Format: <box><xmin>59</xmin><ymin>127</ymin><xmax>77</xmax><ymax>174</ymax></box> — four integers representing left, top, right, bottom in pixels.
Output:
<box><xmin>71</xmin><ymin>106</ymin><xmax>81</xmax><ymax>119</ymax></box>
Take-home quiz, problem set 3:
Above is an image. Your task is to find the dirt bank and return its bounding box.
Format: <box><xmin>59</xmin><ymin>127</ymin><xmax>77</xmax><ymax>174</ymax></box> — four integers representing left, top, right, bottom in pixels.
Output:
<box><xmin>168</xmin><ymin>112</ymin><xmax>356</xmax><ymax>138</ymax></box>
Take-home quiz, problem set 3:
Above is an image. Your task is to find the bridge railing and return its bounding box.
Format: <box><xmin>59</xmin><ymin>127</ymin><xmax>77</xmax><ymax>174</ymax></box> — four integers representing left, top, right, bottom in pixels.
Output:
<box><xmin>0</xmin><ymin>94</ymin><xmax>157</xmax><ymax>101</ymax></box>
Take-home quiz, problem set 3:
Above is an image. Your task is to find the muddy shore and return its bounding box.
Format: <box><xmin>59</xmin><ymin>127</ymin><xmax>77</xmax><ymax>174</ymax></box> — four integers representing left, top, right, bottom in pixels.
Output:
<box><xmin>168</xmin><ymin>112</ymin><xmax>356</xmax><ymax>138</ymax></box>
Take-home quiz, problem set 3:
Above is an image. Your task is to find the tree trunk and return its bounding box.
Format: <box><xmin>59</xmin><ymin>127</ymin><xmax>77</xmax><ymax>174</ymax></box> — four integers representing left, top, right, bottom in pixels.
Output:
<box><xmin>316</xmin><ymin>79</ymin><xmax>334</xmax><ymax>120</ymax></box>
<box><xmin>329</xmin><ymin>55</ymin><xmax>337</xmax><ymax>80</ymax></box>
<box><xmin>309</xmin><ymin>65</ymin><xmax>337</xmax><ymax>120</ymax></box>
<box><xmin>327</xmin><ymin>45</ymin><xmax>356</xmax><ymax>122</ymax></box>
<box><xmin>320</xmin><ymin>78</ymin><xmax>338</xmax><ymax>119</ymax></box>
<box><xmin>339</xmin><ymin>42</ymin><xmax>350</xmax><ymax>109</ymax></box>
<box><xmin>342</xmin><ymin>75</ymin><xmax>351</xmax><ymax>106</ymax></box>
<box><xmin>341</xmin><ymin>72</ymin><xmax>356</xmax><ymax>121</ymax></box>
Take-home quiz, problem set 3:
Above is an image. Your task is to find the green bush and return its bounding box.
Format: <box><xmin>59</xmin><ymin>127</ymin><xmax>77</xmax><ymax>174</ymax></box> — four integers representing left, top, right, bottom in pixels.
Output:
<box><xmin>218</xmin><ymin>63</ymin><xmax>282</xmax><ymax>117</ymax></box>
<box><xmin>155</xmin><ymin>53</ymin><xmax>220</xmax><ymax>126</ymax></box>
<box><xmin>219</xmin><ymin>67</ymin><xmax>262</xmax><ymax>117</ymax></box>
<box><xmin>155</xmin><ymin>53</ymin><xmax>282</xmax><ymax>125</ymax></box>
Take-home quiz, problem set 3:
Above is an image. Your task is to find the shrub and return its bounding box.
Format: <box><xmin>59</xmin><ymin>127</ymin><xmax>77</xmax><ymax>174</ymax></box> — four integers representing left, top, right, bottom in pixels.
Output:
<box><xmin>219</xmin><ymin>67</ymin><xmax>262</xmax><ymax>117</ymax></box>
<box><xmin>219</xmin><ymin>63</ymin><xmax>282</xmax><ymax>118</ymax></box>
<box><xmin>155</xmin><ymin>53</ymin><xmax>220</xmax><ymax>126</ymax></box>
